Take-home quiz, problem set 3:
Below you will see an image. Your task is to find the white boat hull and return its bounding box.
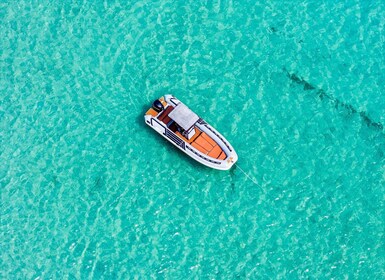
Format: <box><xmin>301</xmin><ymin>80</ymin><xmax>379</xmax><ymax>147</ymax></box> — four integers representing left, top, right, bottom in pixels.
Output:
<box><xmin>144</xmin><ymin>95</ymin><xmax>238</xmax><ymax>170</ymax></box>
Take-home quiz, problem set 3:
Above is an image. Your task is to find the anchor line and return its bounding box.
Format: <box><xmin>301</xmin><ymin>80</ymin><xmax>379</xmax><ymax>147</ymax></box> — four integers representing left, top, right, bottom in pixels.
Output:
<box><xmin>234</xmin><ymin>163</ymin><xmax>260</xmax><ymax>187</ymax></box>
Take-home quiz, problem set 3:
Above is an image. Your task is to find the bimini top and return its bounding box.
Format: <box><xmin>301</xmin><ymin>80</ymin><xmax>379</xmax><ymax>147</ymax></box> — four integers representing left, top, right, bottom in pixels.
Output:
<box><xmin>168</xmin><ymin>103</ymin><xmax>199</xmax><ymax>130</ymax></box>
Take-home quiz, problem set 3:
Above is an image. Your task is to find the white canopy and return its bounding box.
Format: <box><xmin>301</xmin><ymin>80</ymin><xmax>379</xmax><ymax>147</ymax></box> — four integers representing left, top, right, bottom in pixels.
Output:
<box><xmin>168</xmin><ymin>103</ymin><xmax>199</xmax><ymax>130</ymax></box>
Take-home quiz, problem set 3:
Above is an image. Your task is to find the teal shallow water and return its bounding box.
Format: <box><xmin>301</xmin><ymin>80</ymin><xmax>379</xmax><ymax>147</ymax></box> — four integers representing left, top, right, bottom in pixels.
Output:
<box><xmin>1</xmin><ymin>1</ymin><xmax>385</xmax><ymax>278</ymax></box>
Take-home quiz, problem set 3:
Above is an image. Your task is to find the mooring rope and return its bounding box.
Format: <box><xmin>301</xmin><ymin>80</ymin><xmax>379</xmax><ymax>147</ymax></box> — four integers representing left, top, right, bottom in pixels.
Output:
<box><xmin>234</xmin><ymin>163</ymin><xmax>260</xmax><ymax>187</ymax></box>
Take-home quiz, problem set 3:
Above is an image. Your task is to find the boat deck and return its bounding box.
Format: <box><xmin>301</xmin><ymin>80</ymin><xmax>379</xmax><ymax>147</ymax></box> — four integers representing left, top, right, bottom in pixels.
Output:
<box><xmin>146</xmin><ymin>103</ymin><xmax>227</xmax><ymax>160</ymax></box>
<box><xmin>185</xmin><ymin>130</ymin><xmax>226</xmax><ymax>160</ymax></box>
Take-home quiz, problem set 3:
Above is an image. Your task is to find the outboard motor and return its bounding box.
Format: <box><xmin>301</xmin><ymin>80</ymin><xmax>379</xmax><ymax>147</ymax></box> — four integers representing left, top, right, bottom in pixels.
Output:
<box><xmin>152</xmin><ymin>99</ymin><xmax>164</xmax><ymax>112</ymax></box>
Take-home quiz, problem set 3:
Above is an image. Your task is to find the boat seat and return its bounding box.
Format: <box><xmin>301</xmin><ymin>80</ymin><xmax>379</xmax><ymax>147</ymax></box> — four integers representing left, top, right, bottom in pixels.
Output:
<box><xmin>158</xmin><ymin>106</ymin><xmax>174</xmax><ymax>124</ymax></box>
<box><xmin>218</xmin><ymin>151</ymin><xmax>227</xmax><ymax>160</ymax></box>
<box><xmin>162</xmin><ymin>115</ymin><xmax>172</xmax><ymax>125</ymax></box>
<box><xmin>208</xmin><ymin>145</ymin><xmax>222</xmax><ymax>158</ymax></box>
<box><xmin>168</xmin><ymin>121</ymin><xmax>179</xmax><ymax>132</ymax></box>
<box><xmin>201</xmin><ymin>132</ymin><xmax>217</xmax><ymax>146</ymax></box>
<box><xmin>194</xmin><ymin>134</ymin><xmax>214</xmax><ymax>150</ymax></box>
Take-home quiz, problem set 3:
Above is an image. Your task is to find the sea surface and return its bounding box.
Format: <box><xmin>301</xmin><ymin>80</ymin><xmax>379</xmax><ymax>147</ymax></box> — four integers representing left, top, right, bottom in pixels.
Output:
<box><xmin>1</xmin><ymin>1</ymin><xmax>385</xmax><ymax>278</ymax></box>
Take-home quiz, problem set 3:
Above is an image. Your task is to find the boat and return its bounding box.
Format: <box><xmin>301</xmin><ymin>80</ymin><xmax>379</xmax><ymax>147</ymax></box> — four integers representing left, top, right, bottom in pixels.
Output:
<box><xmin>144</xmin><ymin>95</ymin><xmax>238</xmax><ymax>170</ymax></box>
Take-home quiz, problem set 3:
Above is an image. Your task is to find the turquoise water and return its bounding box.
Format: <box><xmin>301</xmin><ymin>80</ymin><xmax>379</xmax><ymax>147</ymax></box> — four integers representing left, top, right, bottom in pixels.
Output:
<box><xmin>1</xmin><ymin>0</ymin><xmax>385</xmax><ymax>278</ymax></box>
